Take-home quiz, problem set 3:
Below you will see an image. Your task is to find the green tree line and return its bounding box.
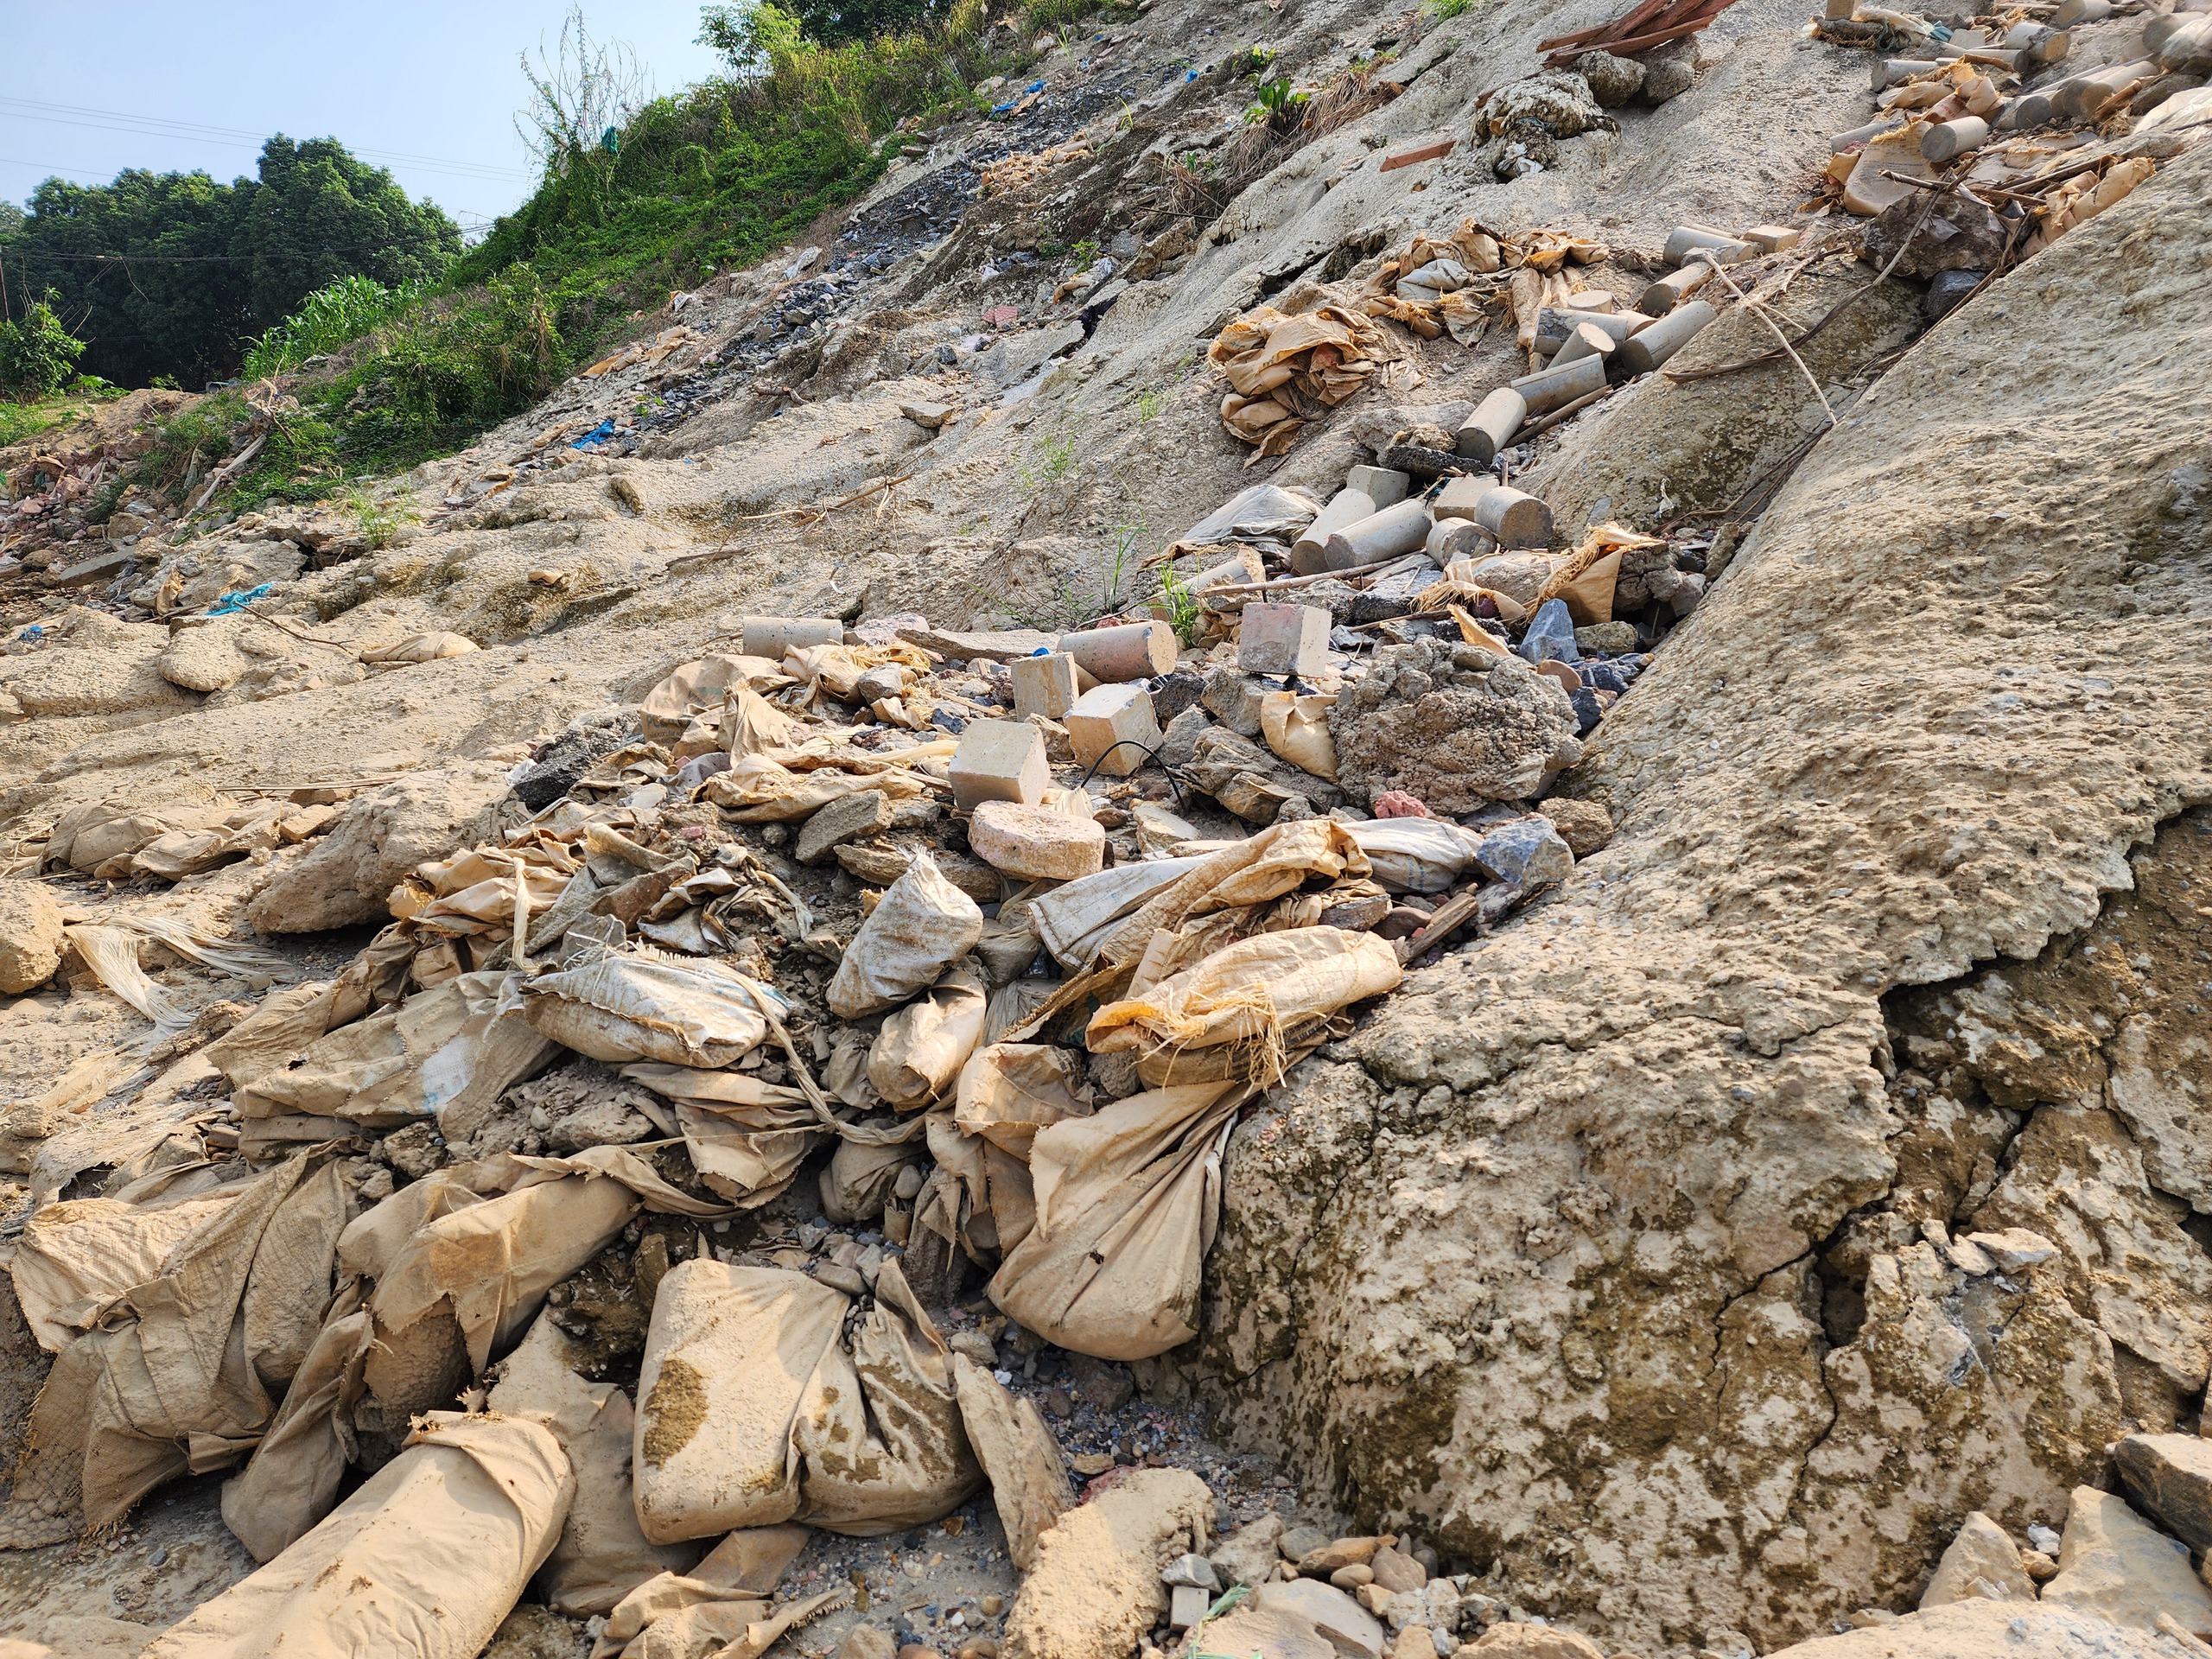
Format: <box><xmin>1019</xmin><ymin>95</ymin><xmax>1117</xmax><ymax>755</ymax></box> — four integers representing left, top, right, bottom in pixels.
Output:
<box><xmin>0</xmin><ymin>136</ymin><xmax>460</xmax><ymax>390</ymax></box>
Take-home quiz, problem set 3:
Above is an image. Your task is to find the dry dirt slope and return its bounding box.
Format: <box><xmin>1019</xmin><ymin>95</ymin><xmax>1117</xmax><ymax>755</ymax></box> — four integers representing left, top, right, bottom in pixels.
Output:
<box><xmin>1202</xmin><ymin>131</ymin><xmax>2212</xmax><ymax>1655</ymax></box>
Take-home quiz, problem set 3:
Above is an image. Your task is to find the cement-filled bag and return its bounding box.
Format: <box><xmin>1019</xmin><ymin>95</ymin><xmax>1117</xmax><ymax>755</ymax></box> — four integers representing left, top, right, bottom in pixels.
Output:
<box><xmin>632</xmin><ymin>1258</ymin><xmax>979</xmax><ymax>1544</ymax></box>
<box><xmin>827</xmin><ymin>851</ymin><xmax>982</xmax><ymax>1018</ymax></box>
<box><xmin>988</xmin><ymin>1083</ymin><xmax>1245</xmax><ymax>1361</ymax></box>
<box><xmin>137</xmin><ymin>1413</ymin><xmax>572</xmax><ymax>1659</ymax></box>
<box><xmin>523</xmin><ymin>948</ymin><xmax>773</xmax><ymax>1068</ymax></box>
<box><xmin>1086</xmin><ymin>927</ymin><xmax>1402</xmax><ymax>1062</ymax></box>
<box><xmin>868</xmin><ymin>961</ymin><xmax>988</xmax><ymax>1109</ymax></box>
<box><xmin>1344</xmin><ymin>816</ymin><xmax>1486</xmax><ymax>894</ymax></box>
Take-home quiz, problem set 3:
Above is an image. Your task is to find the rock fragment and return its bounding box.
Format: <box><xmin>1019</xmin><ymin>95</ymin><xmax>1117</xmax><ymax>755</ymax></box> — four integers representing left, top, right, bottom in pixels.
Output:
<box><xmin>0</xmin><ymin>881</ymin><xmax>66</xmax><ymax>994</ymax></box>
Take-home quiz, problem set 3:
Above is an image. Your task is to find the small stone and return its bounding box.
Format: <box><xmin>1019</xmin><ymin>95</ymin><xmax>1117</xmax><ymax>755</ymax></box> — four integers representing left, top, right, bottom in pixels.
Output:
<box><xmin>1279</xmin><ymin>1525</ymin><xmax>1331</xmax><ymax>1562</ymax></box>
<box><xmin>969</xmin><ymin>800</ymin><xmax>1107</xmax><ymax>881</ymax></box>
<box><xmin>1255</xmin><ymin>1578</ymin><xmax>1386</xmax><ymax>1659</ymax></box>
<box><xmin>1466</xmin><ymin>1626</ymin><xmax>1606</xmax><ymax>1658</ymax></box>
<box><xmin>1475</xmin><ymin>819</ymin><xmax>1574</xmax><ymax>886</ymax></box>
<box><xmin>899</xmin><ymin>1645</ymin><xmax>943</xmax><ymax>1659</ymax></box>
<box><xmin>1369</xmin><ymin>1547</ymin><xmax>1427</xmax><ymax>1595</ymax></box>
<box><xmin>901</xmin><ymin>400</ymin><xmax>954</xmax><ymax>430</ymax></box>
<box><xmin>1202</xmin><ymin>666</ymin><xmax>1269</xmax><ymax>738</ymax></box>
<box><xmin>0</xmin><ymin>879</ymin><xmax>66</xmax><ymax>994</ymax></box>
<box><xmin>958</xmin><ymin>1641</ymin><xmax>1000</xmax><ymax>1659</ymax></box>
<box><xmin>1214</xmin><ymin>1514</ymin><xmax>1290</xmax><ymax>1586</ymax></box>
<box><xmin>1152</xmin><ymin>666</ymin><xmax>1208</xmax><ymax>721</ymax></box>
<box><xmin>1572</xmin><ymin>622</ymin><xmax>1637</xmax><ymax>654</ymax></box>
<box><xmin>1535</xmin><ymin>798</ymin><xmax>1612</xmax><ymax>858</ymax></box>
<box><xmin>854</xmin><ymin>664</ymin><xmax>914</xmax><ymax>705</ymax></box>
<box><xmin>841</xmin><ymin>1627</ymin><xmax>899</xmax><ymax>1659</ymax></box>
<box><xmin>1165</xmin><ymin>1554</ymin><xmax>1223</xmax><ymax>1591</ymax></box>
<box><xmin>1356</xmin><ymin>1585</ymin><xmax>1395</xmax><ymax>1615</ymax></box>
<box><xmin>2027</xmin><ymin>1524</ymin><xmax>2063</xmax><ymax>1554</ymax></box>
<box><xmin>795</xmin><ymin>789</ymin><xmax>894</xmax><ymax>864</ymax></box>
<box><xmin>980</xmin><ymin>1596</ymin><xmax>1006</xmax><ymax>1618</ymax></box>
<box><xmin>1516</xmin><ymin>600</ymin><xmax>1580</xmax><ymax>667</ymax></box>
<box><xmin>1918</xmin><ymin>1511</ymin><xmax>2036</xmax><ymax>1608</ymax></box>
<box><xmin>1071</xmin><ymin>1452</ymin><xmax>1116</xmax><ymax>1476</ymax></box>
<box><xmin>1332</xmin><ymin>1565</ymin><xmax>1376</xmax><ymax>1590</ymax></box>
<box><xmin>2021</xmin><ymin>1548</ymin><xmax>2058</xmax><ymax>1582</ymax></box>
<box><xmin>949</xmin><ymin>1329</ymin><xmax>999</xmax><ymax>1365</ymax></box>
<box><xmin>1575</xmin><ymin>48</ymin><xmax>1646</xmax><ymax>105</ymax></box>
<box><xmin>1239</xmin><ymin>604</ymin><xmax>1332</xmax><ymax>678</ymax></box>
<box><xmin>1297</xmin><ymin>1537</ymin><xmax>1393</xmax><ymax>1578</ymax></box>
<box><xmin>1069</xmin><ymin>1353</ymin><xmax>1135</xmax><ymax>1412</ymax></box>
<box><xmin>1962</xmin><ymin>1227</ymin><xmax>2057</xmax><ymax>1272</ymax></box>
<box><xmin>817</xmin><ymin>1262</ymin><xmax>868</xmax><ymax>1296</ymax></box>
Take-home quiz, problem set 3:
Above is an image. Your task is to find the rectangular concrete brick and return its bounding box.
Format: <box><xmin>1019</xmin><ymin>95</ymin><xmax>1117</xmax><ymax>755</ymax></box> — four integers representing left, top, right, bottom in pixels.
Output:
<box><xmin>1344</xmin><ymin>465</ymin><xmax>1410</xmax><ymax>508</ymax></box>
<box><xmin>950</xmin><ymin>719</ymin><xmax>1050</xmax><ymax>810</ymax></box>
<box><xmin>1064</xmin><ymin>683</ymin><xmax>1161</xmax><ymax>776</ymax></box>
<box><xmin>1237</xmin><ymin>603</ymin><xmax>1331</xmax><ymax>677</ymax></box>
<box><xmin>1008</xmin><ymin>652</ymin><xmax>1080</xmax><ymax>721</ymax></box>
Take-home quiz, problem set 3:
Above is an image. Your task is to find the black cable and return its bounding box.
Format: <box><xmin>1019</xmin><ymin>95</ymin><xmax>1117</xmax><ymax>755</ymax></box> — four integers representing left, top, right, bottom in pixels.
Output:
<box><xmin>1073</xmin><ymin>739</ymin><xmax>1190</xmax><ymax>811</ymax></box>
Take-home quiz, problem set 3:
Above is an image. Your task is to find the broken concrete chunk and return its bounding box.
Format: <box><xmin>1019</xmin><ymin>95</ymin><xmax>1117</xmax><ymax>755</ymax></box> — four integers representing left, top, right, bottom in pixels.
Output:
<box><xmin>1535</xmin><ymin>798</ymin><xmax>1613</xmax><ymax>858</ymax></box>
<box><xmin>0</xmin><ymin>881</ymin><xmax>65</xmax><ymax>995</ymax></box>
<box><xmin>2040</xmin><ymin>1484</ymin><xmax>2212</xmax><ymax>1632</ymax></box>
<box><xmin>1918</xmin><ymin>1510</ymin><xmax>2036</xmax><ymax>1608</ymax></box>
<box><xmin>1164</xmin><ymin>1553</ymin><xmax>1221</xmax><ymax>1590</ymax></box>
<box><xmin>1476</xmin><ymin>819</ymin><xmax>1574</xmax><ymax>887</ymax></box>
<box><xmin>1239</xmin><ymin>604</ymin><xmax>1332</xmax><ymax>678</ymax></box>
<box><xmin>900</xmin><ymin>399</ymin><xmax>954</xmax><ymax>430</ymax></box>
<box><xmin>1332</xmin><ymin>641</ymin><xmax>1581</xmax><ymax>814</ymax></box>
<box><xmin>1065</xmin><ymin>684</ymin><xmax>1161</xmax><ymax>777</ymax></box>
<box><xmin>1255</xmin><ymin>1578</ymin><xmax>1386</xmax><ymax>1659</ymax></box>
<box><xmin>969</xmin><ymin>801</ymin><xmax>1107</xmax><ymax>881</ymax></box>
<box><xmin>951</xmin><ymin>720</ymin><xmax>1051</xmax><ymax>810</ymax></box>
<box><xmin>2115</xmin><ymin>1434</ymin><xmax>2212</xmax><ymax>1554</ymax></box>
<box><xmin>245</xmin><ymin>763</ymin><xmax>514</xmax><ymax>934</ymax></box>
<box><xmin>795</xmin><ymin>789</ymin><xmax>893</xmax><ymax>865</ymax></box>
<box><xmin>1203</xmin><ymin>665</ymin><xmax>1269</xmax><ymax>738</ymax></box>
<box><xmin>1211</xmin><ymin>1514</ymin><xmax>1287</xmax><ymax>1586</ymax></box>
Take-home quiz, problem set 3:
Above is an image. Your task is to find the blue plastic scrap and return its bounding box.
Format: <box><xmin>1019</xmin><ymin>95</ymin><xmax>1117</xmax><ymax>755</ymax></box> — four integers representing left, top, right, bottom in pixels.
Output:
<box><xmin>572</xmin><ymin>419</ymin><xmax>617</xmax><ymax>449</ymax></box>
<box><xmin>206</xmin><ymin>583</ymin><xmax>274</xmax><ymax>617</ymax></box>
<box><xmin>16</xmin><ymin>626</ymin><xmax>41</xmax><ymax>643</ymax></box>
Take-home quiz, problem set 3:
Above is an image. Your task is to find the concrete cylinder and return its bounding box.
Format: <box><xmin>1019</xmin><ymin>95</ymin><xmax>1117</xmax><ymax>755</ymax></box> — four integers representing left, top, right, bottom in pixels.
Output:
<box><xmin>1920</xmin><ymin>116</ymin><xmax>1990</xmax><ymax>162</ymax></box>
<box><xmin>1473</xmin><ymin>487</ymin><xmax>1554</xmax><ymax>549</ymax></box>
<box><xmin>2001</xmin><ymin>87</ymin><xmax>2056</xmax><ymax>125</ymax></box>
<box><xmin>1323</xmin><ymin>499</ymin><xmax>1433</xmax><ymax>572</ymax></box>
<box><xmin>1824</xmin><ymin>0</ymin><xmax>1858</xmax><ymax>17</ymax></box>
<box><xmin>1454</xmin><ymin>388</ymin><xmax>1527</xmax><ymax>467</ymax></box>
<box><xmin>2156</xmin><ymin>19</ymin><xmax>2212</xmax><ymax>67</ymax></box>
<box><xmin>1509</xmin><ymin>353</ymin><xmax>1607</xmax><ymax>416</ymax></box>
<box><xmin>1832</xmin><ymin>117</ymin><xmax>1903</xmax><ymax>151</ymax></box>
<box><xmin>2055</xmin><ymin>0</ymin><xmax>2108</xmax><ymax>21</ymax></box>
<box><xmin>1615</xmin><ymin>300</ymin><xmax>1718</xmax><ymax>375</ymax></box>
<box><xmin>742</xmin><ymin>616</ymin><xmax>843</xmax><ymax>658</ymax></box>
<box><xmin>1663</xmin><ymin>226</ymin><xmax>1755</xmax><ymax>264</ymax></box>
<box><xmin>1874</xmin><ymin>56</ymin><xmax>1941</xmax><ymax>88</ymax></box>
<box><xmin>2005</xmin><ymin>22</ymin><xmax>2068</xmax><ymax>60</ymax></box>
<box><xmin>1426</xmin><ymin>518</ymin><xmax>1491</xmax><ymax>563</ymax></box>
<box><xmin>1058</xmin><ymin>620</ymin><xmax>1177</xmax><ymax>683</ymax></box>
<box><xmin>2061</xmin><ymin>59</ymin><xmax>2154</xmax><ymax>113</ymax></box>
<box><xmin>1637</xmin><ymin>262</ymin><xmax>1714</xmax><ymax>317</ymax></box>
<box><xmin>2143</xmin><ymin>11</ymin><xmax>2187</xmax><ymax>51</ymax></box>
<box><xmin>1552</xmin><ymin>321</ymin><xmax>1620</xmax><ymax>369</ymax></box>
<box><xmin>1291</xmin><ymin>487</ymin><xmax>1377</xmax><ymax>575</ymax></box>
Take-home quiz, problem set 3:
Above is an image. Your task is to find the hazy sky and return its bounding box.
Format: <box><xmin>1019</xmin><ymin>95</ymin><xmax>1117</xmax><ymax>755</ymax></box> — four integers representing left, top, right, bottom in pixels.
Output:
<box><xmin>4</xmin><ymin>3</ymin><xmax>731</xmax><ymax>233</ymax></box>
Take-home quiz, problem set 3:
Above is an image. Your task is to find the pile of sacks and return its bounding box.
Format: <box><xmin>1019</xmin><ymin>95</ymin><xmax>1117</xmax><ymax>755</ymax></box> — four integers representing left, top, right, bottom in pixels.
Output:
<box><xmin>0</xmin><ymin>563</ymin><xmax>1639</xmax><ymax>1649</ymax></box>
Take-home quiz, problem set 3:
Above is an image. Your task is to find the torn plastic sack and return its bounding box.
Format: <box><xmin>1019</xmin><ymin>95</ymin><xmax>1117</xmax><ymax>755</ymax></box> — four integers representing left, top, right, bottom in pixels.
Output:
<box><xmin>915</xmin><ymin>1109</ymin><xmax>1039</xmax><ymax>1262</ymax></box>
<box><xmin>820</xmin><ymin>1136</ymin><xmax>923</xmax><ymax>1225</ymax></box>
<box><xmin>217</xmin><ymin>1305</ymin><xmax>372</xmax><ymax>1563</ymax></box>
<box><xmin>722</xmin><ymin>683</ymin><xmax>797</xmax><ymax>758</ymax></box>
<box><xmin>235</xmin><ymin>970</ymin><xmax>556</xmax><ymax>1139</ymax></box>
<box><xmin>592</xmin><ymin>1575</ymin><xmax>842</xmax><ymax>1659</ymax></box>
<box><xmin>10</xmin><ymin>1180</ymin><xmax>252</xmax><ymax>1351</ymax></box>
<box><xmin>868</xmin><ymin>962</ymin><xmax>988</xmax><ymax>1109</ymax></box>
<box><xmin>488</xmin><ymin>1312</ymin><xmax>705</xmax><ymax>1615</ymax></box>
<box><xmin>638</xmin><ymin>654</ymin><xmax>784</xmax><ymax>736</ymax></box>
<box><xmin>1344</xmin><ymin>817</ymin><xmax>1488</xmax><ymax>894</ymax></box>
<box><xmin>200</xmin><ymin>980</ymin><xmax>349</xmax><ymax>1093</ymax></box>
<box><xmin>0</xmin><ymin>1147</ymin><xmax>349</xmax><ymax>1546</ymax></box>
<box><xmin>632</xmin><ymin>1258</ymin><xmax>980</xmax><ymax>1544</ymax></box>
<box><xmin>359</xmin><ymin>631</ymin><xmax>478</xmax><ymax>664</ymax></box>
<box><xmin>1088</xmin><ymin>927</ymin><xmax>1402</xmax><ymax>1066</ymax></box>
<box><xmin>1030</xmin><ymin>856</ymin><xmax>1207</xmax><ymax>971</ymax></box>
<box><xmin>988</xmin><ymin>1083</ymin><xmax>1246</xmax><ymax>1361</ymax></box>
<box><xmin>954</xmin><ymin>1043</ymin><xmax>1095</xmax><ymax>1156</ymax></box>
<box><xmin>523</xmin><ymin>948</ymin><xmax>775</xmax><ymax>1068</ymax></box>
<box><xmin>702</xmin><ymin>752</ymin><xmax>941</xmax><ymax>823</ymax></box>
<box><xmin>623</xmin><ymin>1065</ymin><xmax>827</xmax><ymax>1206</ymax></box>
<box><xmin>137</xmin><ymin>1413</ymin><xmax>572</xmax><ymax>1659</ymax></box>
<box><xmin>827</xmin><ymin>851</ymin><xmax>983</xmax><ymax>1019</ymax></box>
<box><xmin>951</xmin><ymin>1352</ymin><xmax>1071</xmax><ymax>1573</ymax></box>
<box><xmin>1260</xmin><ymin>690</ymin><xmax>1338</xmax><ymax>782</ymax></box>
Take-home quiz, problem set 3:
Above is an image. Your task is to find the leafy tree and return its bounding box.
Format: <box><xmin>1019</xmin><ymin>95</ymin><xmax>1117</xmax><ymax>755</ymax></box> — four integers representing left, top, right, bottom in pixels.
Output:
<box><xmin>0</xmin><ymin>137</ymin><xmax>461</xmax><ymax>389</ymax></box>
<box><xmin>0</xmin><ymin>291</ymin><xmax>86</xmax><ymax>397</ymax></box>
<box><xmin>701</xmin><ymin>0</ymin><xmax>952</xmax><ymax>54</ymax></box>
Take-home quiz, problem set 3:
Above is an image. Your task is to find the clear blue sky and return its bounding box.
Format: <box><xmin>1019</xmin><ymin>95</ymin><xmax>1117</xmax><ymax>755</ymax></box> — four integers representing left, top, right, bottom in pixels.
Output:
<box><xmin>5</xmin><ymin>3</ymin><xmax>730</xmax><ymax>233</ymax></box>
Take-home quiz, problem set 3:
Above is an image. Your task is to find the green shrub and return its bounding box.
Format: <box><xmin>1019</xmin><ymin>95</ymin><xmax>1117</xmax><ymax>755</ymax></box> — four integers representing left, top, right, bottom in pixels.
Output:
<box><xmin>0</xmin><ymin>296</ymin><xmax>86</xmax><ymax>399</ymax></box>
<box><xmin>241</xmin><ymin>274</ymin><xmax>433</xmax><ymax>379</ymax></box>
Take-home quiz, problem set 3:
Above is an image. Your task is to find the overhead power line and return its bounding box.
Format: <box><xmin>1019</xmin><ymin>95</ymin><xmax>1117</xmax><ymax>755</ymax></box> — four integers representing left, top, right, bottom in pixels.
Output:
<box><xmin>0</xmin><ymin>96</ymin><xmax>538</xmax><ymax>187</ymax></box>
